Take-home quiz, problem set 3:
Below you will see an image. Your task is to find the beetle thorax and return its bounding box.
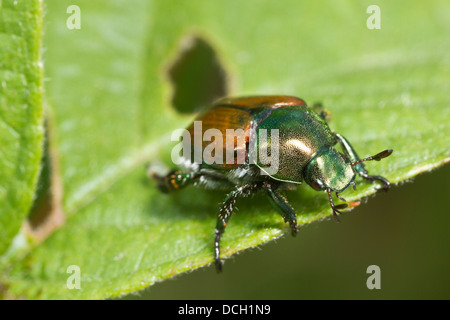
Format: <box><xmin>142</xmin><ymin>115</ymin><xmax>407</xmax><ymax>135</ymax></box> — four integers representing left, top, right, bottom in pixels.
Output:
<box><xmin>254</xmin><ymin>105</ymin><xmax>335</xmax><ymax>183</ymax></box>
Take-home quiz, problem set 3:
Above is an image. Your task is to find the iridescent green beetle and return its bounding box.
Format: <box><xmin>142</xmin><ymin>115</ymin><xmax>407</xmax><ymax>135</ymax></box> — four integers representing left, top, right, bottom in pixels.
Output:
<box><xmin>153</xmin><ymin>96</ymin><xmax>392</xmax><ymax>271</ymax></box>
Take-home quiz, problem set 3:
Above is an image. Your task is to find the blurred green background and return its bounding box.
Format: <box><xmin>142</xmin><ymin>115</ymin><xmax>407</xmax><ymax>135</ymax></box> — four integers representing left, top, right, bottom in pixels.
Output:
<box><xmin>130</xmin><ymin>164</ymin><xmax>450</xmax><ymax>299</ymax></box>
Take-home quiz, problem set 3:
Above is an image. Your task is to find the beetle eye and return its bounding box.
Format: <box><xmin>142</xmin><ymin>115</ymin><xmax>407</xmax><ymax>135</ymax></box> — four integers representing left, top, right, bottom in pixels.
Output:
<box><xmin>310</xmin><ymin>180</ymin><xmax>323</xmax><ymax>190</ymax></box>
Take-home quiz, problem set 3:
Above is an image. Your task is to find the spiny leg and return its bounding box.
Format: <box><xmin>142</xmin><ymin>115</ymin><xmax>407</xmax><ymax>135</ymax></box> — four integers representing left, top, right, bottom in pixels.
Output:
<box><xmin>152</xmin><ymin>170</ymin><xmax>201</xmax><ymax>193</ymax></box>
<box><xmin>215</xmin><ymin>183</ymin><xmax>260</xmax><ymax>272</ymax></box>
<box><xmin>263</xmin><ymin>182</ymin><xmax>299</xmax><ymax>236</ymax></box>
<box><xmin>334</xmin><ymin>133</ymin><xmax>392</xmax><ymax>191</ymax></box>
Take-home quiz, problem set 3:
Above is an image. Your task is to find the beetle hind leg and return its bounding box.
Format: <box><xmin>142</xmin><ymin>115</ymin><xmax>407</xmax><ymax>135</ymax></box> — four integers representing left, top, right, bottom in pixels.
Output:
<box><xmin>151</xmin><ymin>170</ymin><xmax>201</xmax><ymax>193</ymax></box>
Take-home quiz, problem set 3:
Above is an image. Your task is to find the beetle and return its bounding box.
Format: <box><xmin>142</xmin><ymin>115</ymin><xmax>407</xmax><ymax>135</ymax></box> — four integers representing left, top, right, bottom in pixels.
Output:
<box><xmin>152</xmin><ymin>96</ymin><xmax>392</xmax><ymax>272</ymax></box>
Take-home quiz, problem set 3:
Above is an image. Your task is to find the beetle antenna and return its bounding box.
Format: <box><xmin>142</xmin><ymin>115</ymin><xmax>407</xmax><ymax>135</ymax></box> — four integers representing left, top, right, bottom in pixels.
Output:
<box><xmin>351</xmin><ymin>149</ymin><xmax>393</xmax><ymax>167</ymax></box>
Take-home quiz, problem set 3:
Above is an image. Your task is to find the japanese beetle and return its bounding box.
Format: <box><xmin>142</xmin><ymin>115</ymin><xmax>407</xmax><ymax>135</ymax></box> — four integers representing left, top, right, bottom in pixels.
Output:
<box><xmin>152</xmin><ymin>96</ymin><xmax>392</xmax><ymax>272</ymax></box>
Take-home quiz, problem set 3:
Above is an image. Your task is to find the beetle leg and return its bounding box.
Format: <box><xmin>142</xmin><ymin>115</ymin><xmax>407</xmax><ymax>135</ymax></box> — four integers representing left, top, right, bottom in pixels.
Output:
<box><xmin>263</xmin><ymin>182</ymin><xmax>299</xmax><ymax>236</ymax></box>
<box><xmin>312</xmin><ymin>102</ymin><xmax>331</xmax><ymax>122</ymax></box>
<box><xmin>152</xmin><ymin>170</ymin><xmax>201</xmax><ymax>193</ymax></box>
<box><xmin>357</xmin><ymin>171</ymin><xmax>391</xmax><ymax>191</ymax></box>
<box><xmin>334</xmin><ymin>133</ymin><xmax>391</xmax><ymax>191</ymax></box>
<box><xmin>336</xmin><ymin>192</ymin><xmax>347</xmax><ymax>202</ymax></box>
<box><xmin>327</xmin><ymin>189</ymin><xmax>348</xmax><ymax>222</ymax></box>
<box><xmin>215</xmin><ymin>183</ymin><xmax>260</xmax><ymax>272</ymax></box>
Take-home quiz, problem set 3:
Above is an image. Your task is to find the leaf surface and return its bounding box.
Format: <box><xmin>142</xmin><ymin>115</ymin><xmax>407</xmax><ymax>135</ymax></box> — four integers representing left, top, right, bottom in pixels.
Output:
<box><xmin>0</xmin><ymin>0</ymin><xmax>44</xmax><ymax>254</ymax></box>
<box><xmin>2</xmin><ymin>0</ymin><xmax>449</xmax><ymax>299</ymax></box>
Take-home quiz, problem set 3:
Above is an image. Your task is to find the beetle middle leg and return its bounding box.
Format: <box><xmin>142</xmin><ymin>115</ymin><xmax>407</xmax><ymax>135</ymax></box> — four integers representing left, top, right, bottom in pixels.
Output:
<box><xmin>334</xmin><ymin>133</ymin><xmax>392</xmax><ymax>190</ymax></box>
<box><xmin>215</xmin><ymin>183</ymin><xmax>260</xmax><ymax>272</ymax></box>
<box><xmin>263</xmin><ymin>182</ymin><xmax>299</xmax><ymax>236</ymax></box>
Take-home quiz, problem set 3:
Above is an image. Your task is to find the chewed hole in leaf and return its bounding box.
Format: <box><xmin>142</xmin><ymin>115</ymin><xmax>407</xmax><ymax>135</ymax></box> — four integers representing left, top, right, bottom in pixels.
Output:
<box><xmin>167</xmin><ymin>35</ymin><xmax>229</xmax><ymax>113</ymax></box>
<box><xmin>26</xmin><ymin>119</ymin><xmax>64</xmax><ymax>242</ymax></box>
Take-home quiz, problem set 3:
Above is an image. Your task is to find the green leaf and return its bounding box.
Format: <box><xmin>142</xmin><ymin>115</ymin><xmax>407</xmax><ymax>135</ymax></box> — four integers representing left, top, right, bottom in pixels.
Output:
<box><xmin>0</xmin><ymin>0</ymin><xmax>44</xmax><ymax>254</ymax></box>
<box><xmin>1</xmin><ymin>0</ymin><xmax>449</xmax><ymax>299</ymax></box>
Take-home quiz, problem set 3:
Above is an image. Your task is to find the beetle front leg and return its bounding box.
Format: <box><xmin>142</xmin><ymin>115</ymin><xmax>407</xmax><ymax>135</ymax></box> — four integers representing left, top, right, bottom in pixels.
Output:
<box><xmin>215</xmin><ymin>183</ymin><xmax>260</xmax><ymax>272</ymax></box>
<box><xmin>334</xmin><ymin>133</ymin><xmax>391</xmax><ymax>190</ymax></box>
<box><xmin>263</xmin><ymin>182</ymin><xmax>299</xmax><ymax>236</ymax></box>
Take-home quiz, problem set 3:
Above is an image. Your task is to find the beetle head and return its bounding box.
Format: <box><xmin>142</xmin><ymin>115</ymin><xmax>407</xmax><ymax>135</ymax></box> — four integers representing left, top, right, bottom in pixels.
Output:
<box><xmin>304</xmin><ymin>148</ymin><xmax>355</xmax><ymax>193</ymax></box>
